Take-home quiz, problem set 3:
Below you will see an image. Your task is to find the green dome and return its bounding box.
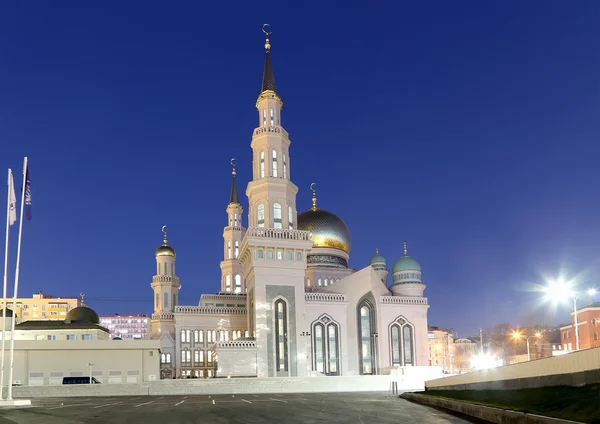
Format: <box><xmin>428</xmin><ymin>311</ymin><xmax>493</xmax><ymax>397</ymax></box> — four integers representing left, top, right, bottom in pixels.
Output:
<box><xmin>392</xmin><ymin>256</ymin><xmax>421</xmax><ymax>273</ymax></box>
<box><xmin>370</xmin><ymin>250</ymin><xmax>386</xmax><ymax>265</ymax></box>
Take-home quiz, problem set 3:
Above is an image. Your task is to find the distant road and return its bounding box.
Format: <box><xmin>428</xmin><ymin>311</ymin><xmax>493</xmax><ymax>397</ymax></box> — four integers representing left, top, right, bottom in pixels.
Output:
<box><xmin>0</xmin><ymin>392</ymin><xmax>482</xmax><ymax>423</ymax></box>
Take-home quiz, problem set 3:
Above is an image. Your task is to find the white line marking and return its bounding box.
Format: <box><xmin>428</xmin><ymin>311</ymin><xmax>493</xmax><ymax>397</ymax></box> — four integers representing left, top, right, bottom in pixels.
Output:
<box><xmin>231</xmin><ymin>395</ymin><xmax>235</xmax><ymax>398</ymax></box>
<box><xmin>133</xmin><ymin>401</ymin><xmax>154</xmax><ymax>408</ymax></box>
<box><xmin>157</xmin><ymin>397</ymin><xmax>164</xmax><ymax>399</ymax></box>
<box><xmin>175</xmin><ymin>400</ymin><xmax>185</xmax><ymax>406</ymax></box>
<box><xmin>208</xmin><ymin>395</ymin><xmax>211</xmax><ymax>398</ymax></box>
<box><xmin>212</xmin><ymin>399</ymin><xmax>215</xmax><ymax>405</ymax></box>
<box><xmin>269</xmin><ymin>398</ymin><xmax>287</xmax><ymax>403</ymax></box>
<box><xmin>253</xmin><ymin>394</ymin><xmax>259</xmax><ymax>397</ymax></box>
<box><xmin>92</xmin><ymin>402</ymin><xmax>123</xmax><ymax>409</ymax></box>
<box><xmin>183</xmin><ymin>396</ymin><xmax>188</xmax><ymax>399</ymax></box>
<box><xmin>242</xmin><ymin>399</ymin><xmax>252</xmax><ymax>404</ymax></box>
<box><xmin>48</xmin><ymin>403</ymin><xmax>92</xmax><ymax>410</ymax></box>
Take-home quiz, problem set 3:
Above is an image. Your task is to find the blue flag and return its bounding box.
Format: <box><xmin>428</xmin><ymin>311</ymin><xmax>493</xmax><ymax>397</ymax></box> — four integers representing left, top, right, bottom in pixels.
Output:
<box><xmin>24</xmin><ymin>165</ymin><xmax>31</xmax><ymax>221</ymax></box>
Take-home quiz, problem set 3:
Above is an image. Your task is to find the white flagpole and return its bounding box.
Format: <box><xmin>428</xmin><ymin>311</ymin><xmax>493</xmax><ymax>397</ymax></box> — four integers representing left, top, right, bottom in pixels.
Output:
<box><xmin>7</xmin><ymin>158</ymin><xmax>27</xmax><ymax>401</ymax></box>
<box><xmin>0</xmin><ymin>169</ymin><xmax>13</xmax><ymax>400</ymax></box>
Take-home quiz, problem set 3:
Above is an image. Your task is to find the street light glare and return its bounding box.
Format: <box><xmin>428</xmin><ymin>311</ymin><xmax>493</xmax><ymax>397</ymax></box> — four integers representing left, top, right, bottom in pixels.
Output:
<box><xmin>512</xmin><ymin>331</ymin><xmax>522</xmax><ymax>340</ymax></box>
<box><xmin>545</xmin><ymin>279</ymin><xmax>574</xmax><ymax>301</ymax></box>
<box><xmin>587</xmin><ymin>288</ymin><xmax>597</xmax><ymax>297</ymax></box>
<box><xmin>535</xmin><ymin>332</ymin><xmax>542</xmax><ymax>338</ymax></box>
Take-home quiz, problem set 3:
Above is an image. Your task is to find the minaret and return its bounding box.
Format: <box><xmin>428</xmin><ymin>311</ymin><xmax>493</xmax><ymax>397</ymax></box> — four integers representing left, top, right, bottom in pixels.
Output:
<box><xmin>220</xmin><ymin>159</ymin><xmax>246</xmax><ymax>293</ymax></box>
<box><xmin>150</xmin><ymin>226</ymin><xmax>180</xmax><ymax>338</ymax></box>
<box><xmin>238</xmin><ymin>26</ymin><xmax>313</xmax><ymax>378</ymax></box>
<box><xmin>370</xmin><ymin>248</ymin><xmax>389</xmax><ymax>284</ymax></box>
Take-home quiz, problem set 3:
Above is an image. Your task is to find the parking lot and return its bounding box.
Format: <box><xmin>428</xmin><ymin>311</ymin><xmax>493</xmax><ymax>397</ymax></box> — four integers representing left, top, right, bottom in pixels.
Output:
<box><xmin>0</xmin><ymin>392</ymin><xmax>483</xmax><ymax>423</ymax></box>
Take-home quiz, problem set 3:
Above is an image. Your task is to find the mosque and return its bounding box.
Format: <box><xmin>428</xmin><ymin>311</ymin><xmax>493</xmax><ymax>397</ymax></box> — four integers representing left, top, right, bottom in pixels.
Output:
<box><xmin>150</xmin><ymin>30</ymin><xmax>431</xmax><ymax>379</ymax></box>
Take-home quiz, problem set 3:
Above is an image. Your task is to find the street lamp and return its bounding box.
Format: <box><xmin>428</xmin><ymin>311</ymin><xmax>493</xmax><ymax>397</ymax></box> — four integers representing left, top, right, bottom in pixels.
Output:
<box><xmin>88</xmin><ymin>363</ymin><xmax>95</xmax><ymax>385</ymax></box>
<box><xmin>512</xmin><ymin>331</ymin><xmax>542</xmax><ymax>361</ymax></box>
<box><xmin>545</xmin><ymin>279</ymin><xmax>597</xmax><ymax>351</ymax></box>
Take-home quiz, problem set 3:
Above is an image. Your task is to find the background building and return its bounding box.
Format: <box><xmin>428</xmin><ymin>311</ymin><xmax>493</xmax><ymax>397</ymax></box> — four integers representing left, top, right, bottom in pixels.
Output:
<box><xmin>100</xmin><ymin>314</ymin><xmax>150</xmax><ymax>340</ymax></box>
<box><xmin>0</xmin><ymin>292</ymin><xmax>80</xmax><ymax>322</ymax></box>
<box><xmin>560</xmin><ymin>302</ymin><xmax>600</xmax><ymax>351</ymax></box>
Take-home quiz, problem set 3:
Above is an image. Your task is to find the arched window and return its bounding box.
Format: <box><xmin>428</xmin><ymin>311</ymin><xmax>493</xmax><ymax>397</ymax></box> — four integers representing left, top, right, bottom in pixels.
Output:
<box><xmin>593</xmin><ymin>319</ymin><xmax>597</xmax><ymax>327</ymax></box>
<box><xmin>324</xmin><ymin>278</ymin><xmax>329</xmax><ymax>286</ymax></box>
<box><xmin>194</xmin><ymin>330</ymin><xmax>199</xmax><ymax>342</ymax></box>
<box><xmin>234</xmin><ymin>213</ymin><xmax>238</xmax><ymax>227</ymax></box>
<box><xmin>185</xmin><ymin>330</ymin><xmax>191</xmax><ymax>342</ymax></box>
<box><xmin>234</xmin><ymin>241</ymin><xmax>239</xmax><ymax>259</ymax></box>
<box><xmin>283</xmin><ymin>154</ymin><xmax>287</xmax><ymax>179</ymax></box>
<box><xmin>207</xmin><ymin>331</ymin><xmax>212</xmax><ymax>343</ymax></box>
<box><xmin>288</xmin><ymin>205</ymin><xmax>293</xmax><ymax>229</ymax></box>
<box><xmin>208</xmin><ymin>350</ymin><xmax>213</xmax><ymax>364</ymax></box>
<box><xmin>286</xmin><ymin>251</ymin><xmax>293</xmax><ymax>260</ymax></box>
<box><xmin>296</xmin><ymin>252</ymin><xmax>302</xmax><ymax>261</ymax></box>
<box><xmin>257</xmin><ymin>249</ymin><xmax>264</xmax><ymax>259</ymax></box>
<box><xmin>273</xmin><ymin>203</ymin><xmax>282</xmax><ymax>229</ymax></box>
<box><xmin>277</xmin><ymin>250</ymin><xmax>283</xmax><ymax>260</ymax></box>
<box><xmin>163</xmin><ymin>263</ymin><xmax>167</xmax><ymax>275</ymax></box>
<box><xmin>257</xmin><ymin>204</ymin><xmax>265</xmax><ymax>227</ymax></box>
<box><xmin>199</xmin><ymin>350</ymin><xmax>204</xmax><ymax>364</ymax></box>
<box><xmin>235</xmin><ymin>275</ymin><xmax>242</xmax><ymax>294</ymax></box>
<box><xmin>163</xmin><ymin>293</ymin><xmax>169</xmax><ymax>309</ymax></box>
<box><xmin>358</xmin><ymin>301</ymin><xmax>375</xmax><ymax>375</ymax></box>
<box><xmin>198</xmin><ymin>330</ymin><xmax>203</xmax><ymax>343</ymax></box>
<box><xmin>594</xmin><ymin>332</ymin><xmax>598</xmax><ymax>341</ymax></box>
<box><xmin>312</xmin><ymin>315</ymin><xmax>340</xmax><ymax>375</ymax></box>
<box><xmin>155</xmin><ymin>293</ymin><xmax>159</xmax><ymax>309</ymax></box>
<box><xmin>306</xmin><ymin>278</ymin><xmax>311</xmax><ymax>287</ymax></box>
<box><xmin>262</xmin><ymin>109</ymin><xmax>266</xmax><ymax>126</ymax></box>
<box><xmin>166</xmin><ymin>353</ymin><xmax>171</xmax><ymax>364</ymax></box>
<box><xmin>227</xmin><ymin>241</ymin><xmax>231</xmax><ymax>259</ymax></box>
<box><xmin>267</xmin><ymin>250</ymin><xmax>273</xmax><ymax>259</ymax></box>
<box><xmin>225</xmin><ymin>275</ymin><xmax>231</xmax><ymax>292</ymax></box>
<box><xmin>270</xmin><ymin>108</ymin><xmax>274</xmax><ymax>126</ymax></box>
<box><xmin>171</xmin><ymin>263</ymin><xmax>175</xmax><ymax>275</ymax></box>
<box><xmin>260</xmin><ymin>151</ymin><xmax>265</xmax><ymax>178</ymax></box>
<box><xmin>275</xmin><ymin>299</ymin><xmax>289</xmax><ymax>372</ymax></box>
<box><xmin>272</xmin><ymin>150</ymin><xmax>278</xmax><ymax>177</ymax></box>
<box><xmin>180</xmin><ymin>329</ymin><xmax>186</xmax><ymax>342</ymax></box>
<box><xmin>244</xmin><ymin>330</ymin><xmax>249</xmax><ymax>338</ymax></box>
<box><xmin>318</xmin><ymin>278</ymin><xmax>322</xmax><ymax>286</ymax></box>
<box><xmin>390</xmin><ymin>316</ymin><xmax>414</xmax><ymax>366</ymax></box>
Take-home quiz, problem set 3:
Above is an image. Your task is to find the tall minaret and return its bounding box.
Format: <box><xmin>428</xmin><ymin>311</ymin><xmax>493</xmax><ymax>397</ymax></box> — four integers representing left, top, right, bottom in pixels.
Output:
<box><xmin>239</xmin><ymin>26</ymin><xmax>313</xmax><ymax>378</ymax></box>
<box><xmin>220</xmin><ymin>159</ymin><xmax>246</xmax><ymax>293</ymax></box>
<box><xmin>150</xmin><ymin>226</ymin><xmax>180</xmax><ymax>338</ymax></box>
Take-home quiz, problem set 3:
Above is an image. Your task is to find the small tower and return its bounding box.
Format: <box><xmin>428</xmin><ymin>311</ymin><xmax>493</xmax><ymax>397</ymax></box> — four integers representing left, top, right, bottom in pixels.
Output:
<box><xmin>369</xmin><ymin>249</ymin><xmax>389</xmax><ymax>284</ymax></box>
<box><xmin>220</xmin><ymin>159</ymin><xmax>246</xmax><ymax>293</ymax></box>
<box><xmin>390</xmin><ymin>241</ymin><xmax>426</xmax><ymax>297</ymax></box>
<box><xmin>150</xmin><ymin>226</ymin><xmax>180</xmax><ymax>338</ymax></box>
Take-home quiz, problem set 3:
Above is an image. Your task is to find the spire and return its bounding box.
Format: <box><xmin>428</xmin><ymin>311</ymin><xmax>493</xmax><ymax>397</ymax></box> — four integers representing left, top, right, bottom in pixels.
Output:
<box><xmin>376</xmin><ymin>248</ymin><xmax>379</xmax><ymax>256</ymax></box>
<box><xmin>310</xmin><ymin>182</ymin><xmax>318</xmax><ymax>211</ymax></box>
<box><xmin>403</xmin><ymin>241</ymin><xmax>408</xmax><ymax>257</ymax></box>
<box><xmin>229</xmin><ymin>158</ymin><xmax>239</xmax><ymax>204</ymax></box>
<box><xmin>261</xmin><ymin>24</ymin><xmax>277</xmax><ymax>93</ymax></box>
<box><xmin>162</xmin><ymin>225</ymin><xmax>168</xmax><ymax>245</ymax></box>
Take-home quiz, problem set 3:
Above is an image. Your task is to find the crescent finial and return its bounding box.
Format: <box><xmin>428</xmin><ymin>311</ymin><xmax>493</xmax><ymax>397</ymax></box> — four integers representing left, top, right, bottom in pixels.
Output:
<box><xmin>162</xmin><ymin>226</ymin><xmax>168</xmax><ymax>244</ymax></box>
<box><xmin>262</xmin><ymin>24</ymin><xmax>272</xmax><ymax>36</ymax></box>
<box><xmin>310</xmin><ymin>183</ymin><xmax>317</xmax><ymax>210</ymax></box>
<box><xmin>310</xmin><ymin>182</ymin><xmax>317</xmax><ymax>193</ymax></box>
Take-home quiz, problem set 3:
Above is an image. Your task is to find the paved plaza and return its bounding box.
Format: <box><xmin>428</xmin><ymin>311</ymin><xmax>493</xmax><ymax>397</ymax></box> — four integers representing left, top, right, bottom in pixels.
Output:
<box><xmin>0</xmin><ymin>392</ymin><xmax>483</xmax><ymax>423</ymax></box>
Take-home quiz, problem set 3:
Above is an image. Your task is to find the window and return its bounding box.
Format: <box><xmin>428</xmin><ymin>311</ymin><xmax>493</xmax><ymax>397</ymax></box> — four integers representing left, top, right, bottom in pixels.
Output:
<box><xmin>234</xmin><ymin>241</ymin><xmax>239</xmax><ymax>259</ymax></box>
<box><xmin>270</xmin><ymin>108</ymin><xmax>274</xmax><ymax>126</ymax></box>
<box><xmin>257</xmin><ymin>204</ymin><xmax>265</xmax><ymax>227</ymax></box>
<box><xmin>164</xmin><ymin>263</ymin><xmax>167</xmax><ymax>275</ymax></box>
<box><xmin>198</xmin><ymin>330</ymin><xmax>203</xmax><ymax>343</ymax></box>
<box><xmin>244</xmin><ymin>330</ymin><xmax>249</xmax><ymax>338</ymax></box>
<box><xmin>225</xmin><ymin>275</ymin><xmax>231</xmax><ymax>292</ymax></box>
<box><xmin>173</xmin><ymin>294</ymin><xmax>177</xmax><ymax>306</ymax></box>
<box><xmin>390</xmin><ymin>316</ymin><xmax>414</xmax><ymax>366</ymax></box>
<box><xmin>273</xmin><ymin>203</ymin><xmax>282</xmax><ymax>229</ymax></box>
<box><xmin>161</xmin><ymin>353</ymin><xmax>166</xmax><ymax>363</ymax></box>
<box><xmin>267</xmin><ymin>250</ymin><xmax>273</xmax><ymax>259</ymax></box>
<box><xmin>207</xmin><ymin>331</ymin><xmax>212</xmax><ymax>343</ymax></box>
<box><xmin>324</xmin><ymin>278</ymin><xmax>329</xmax><ymax>286</ymax></box>
<box><xmin>208</xmin><ymin>351</ymin><xmax>213</xmax><ymax>364</ymax></box>
<box><xmin>199</xmin><ymin>350</ymin><xmax>204</xmax><ymax>364</ymax></box>
<box><xmin>260</xmin><ymin>151</ymin><xmax>265</xmax><ymax>178</ymax></box>
<box><xmin>67</xmin><ymin>335</ymin><xmax>77</xmax><ymax>341</ymax></box>
<box><xmin>82</xmin><ymin>334</ymin><xmax>92</xmax><ymax>341</ymax></box>
<box><xmin>595</xmin><ymin>332</ymin><xmax>598</xmax><ymax>341</ymax></box>
<box><xmin>263</xmin><ymin>109</ymin><xmax>266</xmax><ymax>126</ymax></box>
<box><xmin>163</xmin><ymin>293</ymin><xmax>169</xmax><ymax>309</ymax></box>
<box><xmin>227</xmin><ymin>241</ymin><xmax>231</xmax><ymax>259</ymax></box>
<box><xmin>181</xmin><ymin>350</ymin><xmax>191</xmax><ymax>365</ymax></box>
<box><xmin>593</xmin><ymin>319</ymin><xmax>597</xmax><ymax>327</ymax></box>
<box><xmin>194</xmin><ymin>350</ymin><xmax>201</xmax><ymax>364</ymax></box>
<box><xmin>272</xmin><ymin>150</ymin><xmax>278</xmax><ymax>177</ymax></box>
<box><xmin>283</xmin><ymin>154</ymin><xmax>287</xmax><ymax>179</ymax></box>
<box><xmin>312</xmin><ymin>315</ymin><xmax>340</xmax><ymax>375</ymax></box>
<box><xmin>318</xmin><ymin>278</ymin><xmax>322</xmax><ymax>286</ymax></box>
<box><xmin>155</xmin><ymin>293</ymin><xmax>159</xmax><ymax>309</ymax></box>
<box><xmin>359</xmin><ymin>302</ymin><xmax>375</xmax><ymax>375</ymax></box>
<box><xmin>235</xmin><ymin>275</ymin><xmax>242</xmax><ymax>294</ymax></box>
<box><xmin>306</xmin><ymin>279</ymin><xmax>311</xmax><ymax>287</ymax></box>
<box><xmin>275</xmin><ymin>299</ymin><xmax>288</xmax><ymax>372</ymax></box>
<box><xmin>288</xmin><ymin>206</ymin><xmax>293</xmax><ymax>229</ymax></box>
<box><xmin>296</xmin><ymin>252</ymin><xmax>302</xmax><ymax>261</ymax></box>
<box><xmin>257</xmin><ymin>249</ymin><xmax>264</xmax><ymax>259</ymax></box>
<box><xmin>194</xmin><ymin>330</ymin><xmax>200</xmax><ymax>343</ymax></box>
<box><xmin>286</xmin><ymin>251</ymin><xmax>293</xmax><ymax>260</ymax></box>
<box><xmin>234</xmin><ymin>213</ymin><xmax>238</xmax><ymax>227</ymax></box>
<box><xmin>277</xmin><ymin>250</ymin><xmax>283</xmax><ymax>260</ymax></box>
<box><xmin>47</xmin><ymin>335</ymin><xmax>56</xmax><ymax>341</ymax></box>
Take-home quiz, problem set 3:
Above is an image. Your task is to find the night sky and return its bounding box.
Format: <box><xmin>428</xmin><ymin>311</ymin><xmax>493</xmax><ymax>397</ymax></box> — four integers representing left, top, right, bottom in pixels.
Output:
<box><xmin>1</xmin><ymin>1</ymin><xmax>599</xmax><ymax>337</ymax></box>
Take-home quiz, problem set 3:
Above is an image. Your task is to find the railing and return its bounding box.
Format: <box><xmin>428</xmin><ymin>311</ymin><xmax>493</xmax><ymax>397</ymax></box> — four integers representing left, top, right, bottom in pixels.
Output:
<box><xmin>175</xmin><ymin>306</ymin><xmax>247</xmax><ymax>315</ymax></box>
<box><xmin>246</xmin><ymin>227</ymin><xmax>311</xmax><ymax>241</ymax></box>
<box><xmin>213</xmin><ymin>340</ymin><xmax>256</xmax><ymax>349</ymax></box>
<box><xmin>200</xmin><ymin>294</ymin><xmax>247</xmax><ymax>302</ymax></box>
<box><xmin>380</xmin><ymin>296</ymin><xmax>429</xmax><ymax>305</ymax></box>
<box><xmin>152</xmin><ymin>275</ymin><xmax>179</xmax><ymax>283</ymax></box>
<box><xmin>152</xmin><ymin>312</ymin><xmax>174</xmax><ymax>320</ymax></box>
<box><xmin>305</xmin><ymin>293</ymin><xmax>347</xmax><ymax>302</ymax></box>
<box><xmin>253</xmin><ymin>125</ymin><xmax>288</xmax><ymax>138</ymax></box>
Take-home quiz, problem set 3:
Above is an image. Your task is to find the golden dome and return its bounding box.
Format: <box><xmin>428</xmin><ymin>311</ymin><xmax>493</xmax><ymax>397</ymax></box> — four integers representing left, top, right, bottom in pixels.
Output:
<box><xmin>156</xmin><ymin>244</ymin><xmax>175</xmax><ymax>257</ymax></box>
<box><xmin>297</xmin><ymin>208</ymin><xmax>351</xmax><ymax>253</ymax></box>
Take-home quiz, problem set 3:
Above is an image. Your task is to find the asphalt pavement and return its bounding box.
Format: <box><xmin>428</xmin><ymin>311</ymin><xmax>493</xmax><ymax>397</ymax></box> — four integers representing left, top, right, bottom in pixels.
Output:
<box><xmin>0</xmin><ymin>392</ymin><xmax>483</xmax><ymax>423</ymax></box>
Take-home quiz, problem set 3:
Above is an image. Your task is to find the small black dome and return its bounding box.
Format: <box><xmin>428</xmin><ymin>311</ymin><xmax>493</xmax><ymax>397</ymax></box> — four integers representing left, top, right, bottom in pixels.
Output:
<box><xmin>113</xmin><ymin>336</ymin><xmax>122</xmax><ymax>340</ymax></box>
<box><xmin>0</xmin><ymin>309</ymin><xmax>14</xmax><ymax>318</ymax></box>
<box><xmin>65</xmin><ymin>306</ymin><xmax>100</xmax><ymax>324</ymax></box>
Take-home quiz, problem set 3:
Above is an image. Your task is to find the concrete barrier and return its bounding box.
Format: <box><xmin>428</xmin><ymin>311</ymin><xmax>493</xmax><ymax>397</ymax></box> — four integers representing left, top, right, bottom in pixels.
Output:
<box><xmin>402</xmin><ymin>393</ymin><xmax>582</xmax><ymax>424</ymax></box>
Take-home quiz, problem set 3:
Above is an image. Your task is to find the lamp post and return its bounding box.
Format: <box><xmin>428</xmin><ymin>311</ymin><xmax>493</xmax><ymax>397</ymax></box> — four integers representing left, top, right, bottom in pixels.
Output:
<box><xmin>545</xmin><ymin>279</ymin><xmax>596</xmax><ymax>351</ymax></box>
<box><xmin>512</xmin><ymin>331</ymin><xmax>541</xmax><ymax>361</ymax></box>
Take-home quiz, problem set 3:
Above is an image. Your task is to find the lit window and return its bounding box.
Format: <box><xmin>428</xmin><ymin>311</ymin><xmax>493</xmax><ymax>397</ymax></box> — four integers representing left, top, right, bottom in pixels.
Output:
<box><xmin>235</xmin><ymin>241</ymin><xmax>239</xmax><ymax>259</ymax></box>
<box><xmin>208</xmin><ymin>351</ymin><xmax>213</xmax><ymax>364</ymax></box>
<box><xmin>225</xmin><ymin>275</ymin><xmax>231</xmax><ymax>292</ymax></box>
<box><xmin>235</xmin><ymin>275</ymin><xmax>242</xmax><ymax>294</ymax></box>
<box><xmin>272</xmin><ymin>150</ymin><xmax>278</xmax><ymax>177</ymax></box>
<box><xmin>273</xmin><ymin>203</ymin><xmax>282</xmax><ymax>229</ymax></box>
<box><xmin>318</xmin><ymin>278</ymin><xmax>322</xmax><ymax>286</ymax></box>
<box><xmin>260</xmin><ymin>151</ymin><xmax>265</xmax><ymax>178</ymax></box>
<box><xmin>258</xmin><ymin>204</ymin><xmax>265</xmax><ymax>227</ymax></box>
<box><xmin>288</xmin><ymin>206</ymin><xmax>293</xmax><ymax>229</ymax></box>
<box><xmin>163</xmin><ymin>293</ymin><xmax>169</xmax><ymax>309</ymax></box>
<box><xmin>270</xmin><ymin>108</ymin><xmax>274</xmax><ymax>126</ymax></box>
<box><xmin>263</xmin><ymin>109</ymin><xmax>266</xmax><ymax>126</ymax></box>
<box><xmin>283</xmin><ymin>154</ymin><xmax>287</xmax><ymax>179</ymax></box>
<box><xmin>234</xmin><ymin>213</ymin><xmax>238</xmax><ymax>227</ymax></box>
<box><xmin>227</xmin><ymin>241</ymin><xmax>231</xmax><ymax>259</ymax></box>
<box><xmin>324</xmin><ymin>278</ymin><xmax>329</xmax><ymax>286</ymax></box>
<box><xmin>306</xmin><ymin>279</ymin><xmax>310</xmax><ymax>287</ymax></box>
<box><xmin>275</xmin><ymin>299</ymin><xmax>288</xmax><ymax>372</ymax></box>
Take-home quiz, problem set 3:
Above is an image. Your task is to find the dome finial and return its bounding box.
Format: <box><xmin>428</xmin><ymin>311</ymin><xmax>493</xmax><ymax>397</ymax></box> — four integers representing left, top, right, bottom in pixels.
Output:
<box><xmin>229</xmin><ymin>158</ymin><xmax>240</xmax><ymax>204</ymax></box>
<box><xmin>231</xmin><ymin>158</ymin><xmax>237</xmax><ymax>176</ymax></box>
<box><xmin>80</xmin><ymin>292</ymin><xmax>85</xmax><ymax>307</ymax></box>
<box><xmin>310</xmin><ymin>182</ymin><xmax>318</xmax><ymax>211</ymax></box>
<box><xmin>262</xmin><ymin>24</ymin><xmax>272</xmax><ymax>51</ymax></box>
<box><xmin>403</xmin><ymin>241</ymin><xmax>408</xmax><ymax>256</ymax></box>
<box><xmin>162</xmin><ymin>225</ymin><xmax>168</xmax><ymax>245</ymax></box>
<box><xmin>376</xmin><ymin>248</ymin><xmax>379</xmax><ymax>255</ymax></box>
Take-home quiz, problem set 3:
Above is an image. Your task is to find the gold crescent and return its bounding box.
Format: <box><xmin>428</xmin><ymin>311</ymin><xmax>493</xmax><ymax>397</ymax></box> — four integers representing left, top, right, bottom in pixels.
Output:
<box><xmin>262</xmin><ymin>24</ymin><xmax>272</xmax><ymax>36</ymax></box>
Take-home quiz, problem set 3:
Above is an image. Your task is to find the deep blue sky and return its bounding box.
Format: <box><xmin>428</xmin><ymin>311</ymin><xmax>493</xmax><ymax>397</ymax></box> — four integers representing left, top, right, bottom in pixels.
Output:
<box><xmin>1</xmin><ymin>1</ymin><xmax>599</xmax><ymax>337</ymax></box>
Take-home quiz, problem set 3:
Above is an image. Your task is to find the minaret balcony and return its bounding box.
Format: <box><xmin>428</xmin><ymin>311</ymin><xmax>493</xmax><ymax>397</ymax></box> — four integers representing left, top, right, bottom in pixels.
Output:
<box><xmin>245</xmin><ymin>227</ymin><xmax>311</xmax><ymax>242</ymax></box>
<box><xmin>152</xmin><ymin>275</ymin><xmax>179</xmax><ymax>284</ymax></box>
<box><xmin>253</xmin><ymin>125</ymin><xmax>288</xmax><ymax>138</ymax></box>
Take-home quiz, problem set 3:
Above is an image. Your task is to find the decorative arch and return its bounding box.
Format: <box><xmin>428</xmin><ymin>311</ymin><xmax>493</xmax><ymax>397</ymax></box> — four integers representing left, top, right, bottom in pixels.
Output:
<box><xmin>389</xmin><ymin>315</ymin><xmax>415</xmax><ymax>366</ymax></box>
<box><xmin>273</xmin><ymin>296</ymin><xmax>289</xmax><ymax>373</ymax></box>
<box><xmin>311</xmin><ymin>314</ymin><xmax>341</xmax><ymax>375</ymax></box>
<box><xmin>357</xmin><ymin>293</ymin><xmax>377</xmax><ymax>375</ymax></box>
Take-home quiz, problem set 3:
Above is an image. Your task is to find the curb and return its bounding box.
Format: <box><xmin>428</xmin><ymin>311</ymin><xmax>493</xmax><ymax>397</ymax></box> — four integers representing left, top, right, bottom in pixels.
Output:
<box><xmin>401</xmin><ymin>393</ymin><xmax>583</xmax><ymax>424</ymax></box>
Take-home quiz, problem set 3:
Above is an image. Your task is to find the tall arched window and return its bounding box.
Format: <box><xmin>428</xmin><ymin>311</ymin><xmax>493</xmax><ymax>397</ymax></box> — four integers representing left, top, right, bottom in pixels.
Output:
<box><xmin>389</xmin><ymin>316</ymin><xmax>415</xmax><ymax>366</ymax></box>
<box><xmin>163</xmin><ymin>263</ymin><xmax>167</xmax><ymax>275</ymax></box>
<box><xmin>324</xmin><ymin>278</ymin><xmax>329</xmax><ymax>286</ymax></box>
<box><xmin>283</xmin><ymin>154</ymin><xmax>287</xmax><ymax>179</ymax></box>
<box><xmin>235</xmin><ymin>275</ymin><xmax>242</xmax><ymax>294</ymax></box>
<box><xmin>260</xmin><ymin>151</ymin><xmax>265</xmax><ymax>178</ymax></box>
<box><xmin>273</xmin><ymin>203</ymin><xmax>282</xmax><ymax>229</ymax></box>
<box><xmin>257</xmin><ymin>204</ymin><xmax>265</xmax><ymax>227</ymax></box>
<box><xmin>166</xmin><ymin>353</ymin><xmax>171</xmax><ymax>363</ymax></box>
<box><xmin>288</xmin><ymin>206</ymin><xmax>293</xmax><ymax>229</ymax></box>
<box><xmin>173</xmin><ymin>294</ymin><xmax>177</xmax><ymax>307</ymax></box>
<box><xmin>234</xmin><ymin>241</ymin><xmax>239</xmax><ymax>259</ymax></box>
<box><xmin>155</xmin><ymin>293</ymin><xmax>159</xmax><ymax>309</ymax></box>
<box><xmin>257</xmin><ymin>249</ymin><xmax>264</xmax><ymax>259</ymax></box>
<box><xmin>272</xmin><ymin>150</ymin><xmax>278</xmax><ymax>177</ymax></box>
<box><xmin>270</xmin><ymin>108</ymin><xmax>274</xmax><ymax>126</ymax></box>
<box><xmin>306</xmin><ymin>278</ymin><xmax>311</xmax><ymax>287</ymax></box>
<box><xmin>227</xmin><ymin>241</ymin><xmax>231</xmax><ymax>259</ymax></box>
<box><xmin>267</xmin><ymin>250</ymin><xmax>273</xmax><ymax>259</ymax></box>
<box><xmin>180</xmin><ymin>329</ymin><xmax>186</xmax><ymax>342</ymax></box>
<box><xmin>262</xmin><ymin>109</ymin><xmax>266</xmax><ymax>126</ymax></box>
<box><xmin>275</xmin><ymin>299</ymin><xmax>288</xmax><ymax>372</ymax></box>
<box><xmin>225</xmin><ymin>275</ymin><xmax>231</xmax><ymax>292</ymax></box>
<box><xmin>358</xmin><ymin>301</ymin><xmax>375</xmax><ymax>375</ymax></box>
<box><xmin>312</xmin><ymin>315</ymin><xmax>340</xmax><ymax>375</ymax></box>
<box><xmin>286</xmin><ymin>251</ymin><xmax>293</xmax><ymax>260</ymax></box>
<box><xmin>163</xmin><ymin>293</ymin><xmax>169</xmax><ymax>309</ymax></box>
<box><xmin>318</xmin><ymin>278</ymin><xmax>322</xmax><ymax>286</ymax></box>
<box><xmin>234</xmin><ymin>213</ymin><xmax>238</xmax><ymax>227</ymax></box>
<box><xmin>296</xmin><ymin>252</ymin><xmax>302</xmax><ymax>261</ymax></box>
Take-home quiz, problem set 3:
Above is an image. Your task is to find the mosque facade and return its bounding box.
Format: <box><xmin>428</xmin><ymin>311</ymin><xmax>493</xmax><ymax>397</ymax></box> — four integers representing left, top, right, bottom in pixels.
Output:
<box><xmin>150</xmin><ymin>32</ymin><xmax>431</xmax><ymax>379</ymax></box>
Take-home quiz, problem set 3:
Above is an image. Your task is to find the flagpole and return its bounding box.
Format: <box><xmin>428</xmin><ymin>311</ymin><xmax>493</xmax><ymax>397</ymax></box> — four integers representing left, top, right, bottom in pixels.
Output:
<box><xmin>0</xmin><ymin>169</ymin><xmax>13</xmax><ymax>400</ymax></box>
<box><xmin>7</xmin><ymin>158</ymin><xmax>27</xmax><ymax>401</ymax></box>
